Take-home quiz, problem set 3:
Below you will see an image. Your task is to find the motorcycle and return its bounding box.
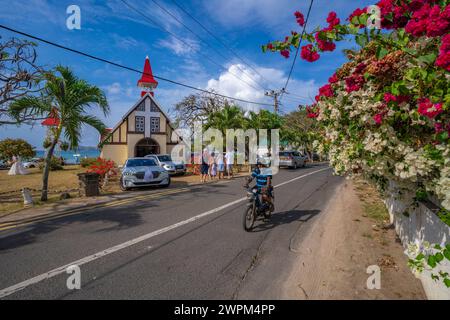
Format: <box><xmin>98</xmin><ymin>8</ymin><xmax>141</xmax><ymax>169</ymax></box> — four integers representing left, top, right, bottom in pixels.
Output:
<box><xmin>243</xmin><ymin>185</ymin><xmax>274</xmax><ymax>231</ymax></box>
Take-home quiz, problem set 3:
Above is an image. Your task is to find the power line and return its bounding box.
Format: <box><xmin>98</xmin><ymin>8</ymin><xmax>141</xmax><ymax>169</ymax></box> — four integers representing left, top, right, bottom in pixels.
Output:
<box><xmin>0</xmin><ymin>24</ymin><xmax>273</xmax><ymax>107</ymax></box>
<box><xmin>149</xmin><ymin>0</ymin><xmax>268</xmax><ymax>93</ymax></box>
<box><xmin>280</xmin><ymin>0</ymin><xmax>314</xmax><ymax>102</ymax></box>
<box><xmin>170</xmin><ymin>0</ymin><xmax>273</xmax><ymax>88</ymax></box>
<box><xmin>119</xmin><ymin>0</ymin><xmax>264</xmax><ymax>93</ymax></box>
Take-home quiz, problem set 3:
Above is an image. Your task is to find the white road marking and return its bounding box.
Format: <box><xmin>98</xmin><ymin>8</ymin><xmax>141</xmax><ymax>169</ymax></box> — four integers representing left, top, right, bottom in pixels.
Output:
<box><xmin>0</xmin><ymin>166</ymin><xmax>331</xmax><ymax>298</ymax></box>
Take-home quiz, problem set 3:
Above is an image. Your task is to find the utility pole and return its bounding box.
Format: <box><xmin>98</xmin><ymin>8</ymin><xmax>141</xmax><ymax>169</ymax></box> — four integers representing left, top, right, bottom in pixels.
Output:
<box><xmin>265</xmin><ymin>89</ymin><xmax>285</xmax><ymax>114</ymax></box>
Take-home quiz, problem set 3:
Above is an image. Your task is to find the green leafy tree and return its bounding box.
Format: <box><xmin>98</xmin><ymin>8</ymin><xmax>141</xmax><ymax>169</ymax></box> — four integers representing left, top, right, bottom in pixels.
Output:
<box><xmin>10</xmin><ymin>66</ymin><xmax>109</xmax><ymax>201</ymax></box>
<box><xmin>244</xmin><ymin>109</ymin><xmax>283</xmax><ymax>131</ymax></box>
<box><xmin>205</xmin><ymin>104</ymin><xmax>245</xmax><ymax>134</ymax></box>
<box><xmin>0</xmin><ymin>138</ymin><xmax>35</xmax><ymax>161</ymax></box>
<box><xmin>282</xmin><ymin>107</ymin><xmax>321</xmax><ymax>160</ymax></box>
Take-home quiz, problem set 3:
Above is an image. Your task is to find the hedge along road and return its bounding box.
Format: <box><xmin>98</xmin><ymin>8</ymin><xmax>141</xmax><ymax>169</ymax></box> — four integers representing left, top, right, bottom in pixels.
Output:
<box><xmin>0</xmin><ymin>165</ymin><xmax>339</xmax><ymax>299</ymax></box>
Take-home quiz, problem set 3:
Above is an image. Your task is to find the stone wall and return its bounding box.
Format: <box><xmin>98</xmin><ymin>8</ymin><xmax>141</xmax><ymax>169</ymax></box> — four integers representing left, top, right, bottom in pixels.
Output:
<box><xmin>384</xmin><ymin>181</ymin><xmax>450</xmax><ymax>299</ymax></box>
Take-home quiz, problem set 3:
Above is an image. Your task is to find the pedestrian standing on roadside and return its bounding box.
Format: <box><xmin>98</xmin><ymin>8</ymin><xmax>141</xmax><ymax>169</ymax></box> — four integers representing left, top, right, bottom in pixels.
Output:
<box><xmin>217</xmin><ymin>152</ymin><xmax>225</xmax><ymax>179</ymax></box>
<box><xmin>200</xmin><ymin>148</ymin><xmax>209</xmax><ymax>183</ymax></box>
<box><xmin>209</xmin><ymin>152</ymin><xmax>217</xmax><ymax>180</ymax></box>
<box><xmin>225</xmin><ymin>149</ymin><xmax>234</xmax><ymax>179</ymax></box>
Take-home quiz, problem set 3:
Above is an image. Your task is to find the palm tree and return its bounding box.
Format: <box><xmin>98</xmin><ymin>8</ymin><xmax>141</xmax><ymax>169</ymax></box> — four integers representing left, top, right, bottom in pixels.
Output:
<box><xmin>10</xmin><ymin>65</ymin><xmax>109</xmax><ymax>201</ymax></box>
<box><xmin>205</xmin><ymin>104</ymin><xmax>245</xmax><ymax>135</ymax></box>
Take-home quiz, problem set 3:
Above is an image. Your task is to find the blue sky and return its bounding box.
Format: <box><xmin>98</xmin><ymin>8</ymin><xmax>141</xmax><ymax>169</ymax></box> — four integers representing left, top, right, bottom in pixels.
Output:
<box><xmin>0</xmin><ymin>0</ymin><xmax>375</xmax><ymax>148</ymax></box>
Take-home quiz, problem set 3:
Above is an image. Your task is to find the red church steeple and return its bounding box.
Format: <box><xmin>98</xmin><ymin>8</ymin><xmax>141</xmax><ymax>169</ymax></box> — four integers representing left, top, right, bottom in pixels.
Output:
<box><xmin>137</xmin><ymin>55</ymin><xmax>158</xmax><ymax>97</ymax></box>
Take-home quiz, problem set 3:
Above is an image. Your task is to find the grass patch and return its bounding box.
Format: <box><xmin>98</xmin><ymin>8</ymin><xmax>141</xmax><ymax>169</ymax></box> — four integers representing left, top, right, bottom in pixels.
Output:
<box><xmin>353</xmin><ymin>178</ymin><xmax>389</xmax><ymax>224</ymax></box>
<box><xmin>362</xmin><ymin>202</ymin><xmax>389</xmax><ymax>224</ymax></box>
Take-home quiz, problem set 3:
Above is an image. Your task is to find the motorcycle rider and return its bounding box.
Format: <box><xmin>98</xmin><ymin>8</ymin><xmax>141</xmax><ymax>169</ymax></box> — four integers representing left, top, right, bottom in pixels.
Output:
<box><xmin>244</xmin><ymin>159</ymin><xmax>274</xmax><ymax>213</ymax></box>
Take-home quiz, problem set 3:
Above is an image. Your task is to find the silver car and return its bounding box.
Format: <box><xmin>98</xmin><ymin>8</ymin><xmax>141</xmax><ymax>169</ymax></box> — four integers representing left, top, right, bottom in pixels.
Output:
<box><xmin>120</xmin><ymin>157</ymin><xmax>170</xmax><ymax>191</ymax></box>
<box><xmin>145</xmin><ymin>154</ymin><xmax>186</xmax><ymax>176</ymax></box>
<box><xmin>278</xmin><ymin>151</ymin><xmax>307</xmax><ymax>169</ymax></box>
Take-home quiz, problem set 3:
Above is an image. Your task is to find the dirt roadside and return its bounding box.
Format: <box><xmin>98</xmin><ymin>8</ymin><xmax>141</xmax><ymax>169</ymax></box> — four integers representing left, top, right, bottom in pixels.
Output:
<box><xmin>281</xmin><ymin>179</ymin><xmax>426</xmax><ymax>299</ymax></box>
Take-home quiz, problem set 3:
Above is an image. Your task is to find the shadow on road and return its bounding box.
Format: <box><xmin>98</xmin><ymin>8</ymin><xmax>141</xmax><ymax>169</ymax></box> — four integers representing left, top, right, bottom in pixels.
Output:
<box><xmin>0</xmin><ymin>181</ymin><xmax>244</xmax><ymax>252</ymax></box>
<box><xmin>250</xmin><ymin>209</ymin><xmax>320</xmax><ymax>232</ymax></box>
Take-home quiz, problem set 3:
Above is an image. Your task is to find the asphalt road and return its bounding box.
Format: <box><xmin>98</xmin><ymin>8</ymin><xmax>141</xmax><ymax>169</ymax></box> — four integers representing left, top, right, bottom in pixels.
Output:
<box><xmin>0</xmin><ymin>164</ymin><xmax>342</xmax><ymax>299</ymax></box>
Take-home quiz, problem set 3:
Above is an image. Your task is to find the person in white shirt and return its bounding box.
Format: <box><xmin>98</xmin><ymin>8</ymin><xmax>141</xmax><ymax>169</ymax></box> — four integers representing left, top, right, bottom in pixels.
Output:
<box><xmin>216</xmin><ymin>152</ymin><xmax>225</xmax><ymax>179</ymax></box>
<box><xmin>225</xmin><ymin>150</ymin><xmax>234</xmax><ymax>179</ymax></box>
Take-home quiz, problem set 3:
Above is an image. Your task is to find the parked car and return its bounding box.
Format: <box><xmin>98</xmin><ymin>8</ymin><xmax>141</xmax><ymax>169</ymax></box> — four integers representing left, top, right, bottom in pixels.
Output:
<box><xmin>278</xmin><ymin>151</ymin><xmax>307</xmax><ymax>169</ymax></box>
<box><xmin>145</xmin><ymin>154</ymin><xmax>186</xmax><ymax>176</ymax></box>
<box><xmin>0</xmin><ymin>160</ymin><xmax>9</xmax><ymax>170</ymax></box>
<box><xmin>23</xmin><ymin>160</ymin><xmax>40</xmax><ymax>168</ymax></box>
<box><xmin>120</xmin><ymin>157</ymin><xmax>170</xmax><ymax>191</ymax></box>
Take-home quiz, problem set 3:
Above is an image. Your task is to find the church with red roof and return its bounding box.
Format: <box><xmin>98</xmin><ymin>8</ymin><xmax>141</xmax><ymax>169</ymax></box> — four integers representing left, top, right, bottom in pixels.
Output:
<box><xmin>99</xmin><ymin>56</ymin><xmax>181</xmax><ymax>165</ymax></box>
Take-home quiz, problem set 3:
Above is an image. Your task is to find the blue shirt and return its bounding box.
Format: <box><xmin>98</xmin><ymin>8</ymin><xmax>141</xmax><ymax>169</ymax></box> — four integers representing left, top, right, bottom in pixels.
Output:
<box><xmin>251</xmin><ymin>167</ymin><xmax>272</xmax><ymax>188</ymax></box>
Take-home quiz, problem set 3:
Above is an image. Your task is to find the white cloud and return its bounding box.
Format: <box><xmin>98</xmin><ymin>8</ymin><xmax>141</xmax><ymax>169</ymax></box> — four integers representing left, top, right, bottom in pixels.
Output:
<box><xmin>157</xmin><ymin>36</ymin><xmax>200</xmax><ymax>56</ymax></box>
<box><xmin>105</xmin><ymin>82</ymin><xmax>122</xmax><ymax>95</ymax></box>
<box><xmin>206</xmin><ymin>64</ymin><xmax>318</xmax><ymax>112</ymax></box>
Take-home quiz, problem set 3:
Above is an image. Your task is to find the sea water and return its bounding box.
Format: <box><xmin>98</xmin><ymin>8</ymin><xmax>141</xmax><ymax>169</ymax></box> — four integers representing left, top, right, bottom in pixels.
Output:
<box><xmin>35</xmin><ymin>149</ymin><xmax>100</xmax><ymax>164</ymax></box>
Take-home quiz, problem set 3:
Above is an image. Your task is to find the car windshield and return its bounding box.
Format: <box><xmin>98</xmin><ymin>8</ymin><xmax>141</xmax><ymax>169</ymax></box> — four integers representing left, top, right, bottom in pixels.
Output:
<box><xmin>126</xmin><ymin>159</ymin><xmax>157</xmax><ymax>167</ymax></box>
<box><xmin>157</xmin><ymin>155</ymin><xmax>172</xmax><ymax>162</ymax></box>
<box><xmin>279</xmin><ymin>152</ymin><xmax>292</xmax><ymax>157</ymax></box>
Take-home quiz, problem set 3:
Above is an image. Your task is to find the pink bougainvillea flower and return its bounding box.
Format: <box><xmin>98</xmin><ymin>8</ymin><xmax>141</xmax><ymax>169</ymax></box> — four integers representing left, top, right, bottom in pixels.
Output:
<box><xmin>328</xmin><ymin>73</ymin><xmax>338</xmax><ymax>84</ymax></box>
<box><xmin>383</xmin><ymin>93</ymin><xmax>410</xmax><ymax>104</ymax></box>
<box><xmin>345</xmin><ymin>74</ymin><xmax>365</xmax><ymax>93</ymax></box>
<box><xmin>426</xmin><ymin>5</ymin><xmax>450</xmax><ymax>37</ymax></box>
<box><xmin>417</xmin><ymin>98</ymin><xmax>443</xmax><ymax>118</ymax></box>
<box><xmin>373</xmin><ymin>113</ymin><xmax>384</xmax><ymax>125</ymax></box>
<box><xmin>317</xmin><ymin>39</ymin><xmax>336</xmax><ymax>52</ymax></box>
<box><xmin>354</xmin><ymin>62</ymin><xmax>367</xmax><ymax>74</ymax></box>
<box><xmin>318</xmin><ymin>84</ymin><xmax>334</xmax><ymax>98</ymax></box>
<box><xmin>434</xmin><ymin>122</ymin><xmax>444</xmax><ymax>134</ymax></box>
<box><xmin>383</xmin><ymin>93</ymin><xmax>397</xmax><ymax>103</ymax></box>
<box><xmin>301</xmin><ymin>44</ymin><xmax>320</xmax><ymax>62</ymax></box>
<box><xmin>315</xmin><ymin>31</ymin><xmax>336</xmax><ymax>52</ymax></box>
<box><xmin>408</xmin><ymin>0</ymin><xmax>426</xmax><ymax>12</ymax></box>
<box><xmin>295</xmin><ymin>11</ymin><xmax>305</xmax><ymax>27</ymax></box>
<box><xmin>436</xmin><ymin>34</ymin><xmax>450</xmax><ymax>71</ymax></box>
<box><xmin>405</xmin><ymin>3</ymin><xmax>431</xmax><ymax>36</ymax></box>
<box><xmin>306</xmin><ymin>105</ymin><xmax>319</xmax><ymax>118</ymax></box>
<box><xmin>280</xmin><ymin>50</ymin><xmax>290</xmax><ymax>59</ymax></box>
<box><xmin>347</xmin><ymin>7</ymin><xmax>366</xmax><ymax>28</ymax></box>
<box><xmin>326</xmin><ymin>11</ymin><xmax>340</xmax><ymax>28</ymax></box>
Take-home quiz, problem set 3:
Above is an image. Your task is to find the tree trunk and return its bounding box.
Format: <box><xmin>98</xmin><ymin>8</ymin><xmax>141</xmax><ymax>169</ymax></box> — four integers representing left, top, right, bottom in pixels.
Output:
<box><xmin>41</xmin><ymin>139</ymin><xmax>58</xmax><ymax>201</ymax></box>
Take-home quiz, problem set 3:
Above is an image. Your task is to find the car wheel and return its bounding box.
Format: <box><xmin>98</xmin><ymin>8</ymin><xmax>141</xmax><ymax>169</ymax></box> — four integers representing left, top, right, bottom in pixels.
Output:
<box><xmin>293</xmin><ymin>162</ymin><xmax>298</xmax><ymax>169</ymax></box>
<box><xmin>161</xmin><ymin>177</ymin><xmax>171</xmax><ymax>188</ymax></box>
<box><xmin>119</xmin><ymin>177</ymin><xmax>130</xmax><ymax>191</ymax></box>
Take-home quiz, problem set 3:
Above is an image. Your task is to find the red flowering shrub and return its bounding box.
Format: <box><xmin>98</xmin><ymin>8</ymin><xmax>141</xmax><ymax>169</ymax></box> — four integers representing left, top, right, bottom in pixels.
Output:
<box><xmin>328</xmin><ymin>73</ymin><xmax>338</xmax><ymax>84</ymax></box>
<box><xmin>300</xmin><ymin>44</ymin><xmax>320</xmax><ymax>62</ymax></box>
<box><xmin>345</xmin><ymin>74</ymin><xmax>365</xmax><ymax>93</ymax></box>
<box><xmin>326</xmin><ymin>11</ymin><xmax>340</xmax><ymax>28</ymax></box>
<box><xmin>318</xmin><ymin>84</ymin><xmax>334</xmax><ymax>98</ymax></box>
<box><xmin>417</xmin><ymin>98</ymin><xmax>443</xmax><ymax>118</ymax></box>
<box><xmin>280</xmin><ymin>49</ymin><xmax>290</xmax><ymax>59</ymax></box>
<box><xmin>294</xmin><ymin>11</ymin><xmax>305</xmax><ymax>27</ymax></box>
<box><xmin>315</xmin><ymin>32</ymin><xmax>336</xmax><ymax>52</ymax></box>
<box><xmin>436</xmin><ymin>34</ymin><xmax>450</xmax><ymax>71</ymax></box>
<box><xmin>86</xmin><ymin>157</ymin><xmax>117</xmax><ymax>178</ymax></box>
<box><xmin>306</xmin><ymin>105</ymin><xmax>319</xmax><ymax>118</ymax></box>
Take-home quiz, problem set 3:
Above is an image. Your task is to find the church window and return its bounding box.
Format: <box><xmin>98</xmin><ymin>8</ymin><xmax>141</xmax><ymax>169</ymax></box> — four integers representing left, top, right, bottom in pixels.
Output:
<box><xmin>150</xmin><ymin>117</ymin><xmax>160</xmax><ymax>133</ymax></box>
<box><xmin>136</xmin><ymin>101</ymin><xmax>145</xmax><ymax>112</ymax></box>
<box><xmin>135</xmin><ymin>116</ymin><xmax>145</xmax><ymax>132</ymax></box>
<box><xmin>150</xmin><ymin>100</ymin><xmax>159</xmax><ymax>112</ymax></box>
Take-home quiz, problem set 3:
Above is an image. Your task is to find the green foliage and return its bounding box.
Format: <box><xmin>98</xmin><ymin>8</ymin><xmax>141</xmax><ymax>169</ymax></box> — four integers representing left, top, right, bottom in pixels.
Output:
<box><xmin>408</xmin><ymin>242</ymin><xmax>450</xmax><ymax>288</ymax></box>
<box><xmin>38</xmin><ymin>156</ymin><xmax>63</xmax><ymax>171</ymax></box>
<box><xmin>0</xmin><ymin>138</ymin><xmax>35</xmax><ymax>161</ymax></box>
<box><xmin>437</xmin><ymin>208</ymin><xmax>450</xmax><ymax>227</ymax></box>
<box><xmin>80</xmin><ymin>157</ymin><xmax>98</xmax><ymax>168</ymax></box>
<box><xmin>9</xmin><ymin>65</ymin><xmax>110</xmax><ymax>201</ymax></box>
